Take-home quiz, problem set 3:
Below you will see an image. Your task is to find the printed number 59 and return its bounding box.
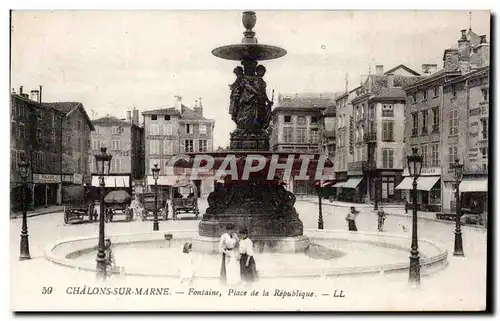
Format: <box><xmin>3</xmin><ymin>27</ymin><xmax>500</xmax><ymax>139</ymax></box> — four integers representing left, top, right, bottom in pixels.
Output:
<box><xmin>41</xmin><ymin>287</ymin><xmax>53</xmax><ymax>294</ymax></box>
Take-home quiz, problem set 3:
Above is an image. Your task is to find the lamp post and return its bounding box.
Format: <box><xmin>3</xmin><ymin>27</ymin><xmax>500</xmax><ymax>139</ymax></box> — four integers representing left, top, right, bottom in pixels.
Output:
<box><xmin>317</xmin><ymin>184</ymin><xmax>324</xmax><ymax>230</ymax></box>
<box><xmin>452</xmin><ymin>158</ymin><xmax>464</xmax><ymax>256</ymax></box>
<box><xmin>407</xmin><ymin>147</ymin><xmax>422</xmax><ymax>286</ymax></box>
<box><xmin>152</xmin><ymin>164</ymin><xmax>160</xmax><ymax>231</ymax></box>
<box><xmin>18</xmin><ymin>154</ymin><xmax>31</xmax><ymax>261</ymax></box>
<box><xmin>94</xmin><ymin>147</ymin><xmax>112</xmax><ymax>280</ymax></box>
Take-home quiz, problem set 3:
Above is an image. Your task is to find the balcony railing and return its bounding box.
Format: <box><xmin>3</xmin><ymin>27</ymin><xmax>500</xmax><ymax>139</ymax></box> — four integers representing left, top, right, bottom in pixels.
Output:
<box><xmin>347</xmin><ymin>160</ymin><xmax>377</xmax><ymax>172</ymax></box>
<box><xmin>363</xmin><ymin>132</ymin><xmax>377</xmax><ymax>142</ymax></box>
<box><xmin>432</xmin><ymin>124</ymin><xmax>439</xmax><ymax>134</ymax></box>
<box><xmin>411</xmin><ymin>128</ymin><xmax>418</xmax><ymax>136</ymax></box>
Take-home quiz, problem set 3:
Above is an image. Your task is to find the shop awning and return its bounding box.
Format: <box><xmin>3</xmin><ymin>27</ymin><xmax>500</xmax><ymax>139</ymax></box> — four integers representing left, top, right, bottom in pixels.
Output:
<box><xmin>147</xmin><ymin>175</ymin><xmax>180</xmax><ymax>186</ymax></box>
<box><xmin>315</xmin><ymin>180</ymin><xmax>334</xmax><ymax>187</ymax></box>
<box><xmin>459</xmin><ymin>177</ymin><xmax>488</xmax><ymax>192</ymax></box>
<box><xmin>342</xmin><ymin>177</ymin><xmax>363</xmax><ymax>189</ymax></box>
<box><xmin>395</xmin><ymin>176</ymin><xmax>440</xmax><ymax>191</ymax></box>
<box><xmin>332</xmin><ymin>181</ymin><xmax>345</xmax><ymax>188</ymax></box>
<box><xmin>91</xmin><ymin>176</ymin><xmax>130</xmax><ymax>188</ymax></box>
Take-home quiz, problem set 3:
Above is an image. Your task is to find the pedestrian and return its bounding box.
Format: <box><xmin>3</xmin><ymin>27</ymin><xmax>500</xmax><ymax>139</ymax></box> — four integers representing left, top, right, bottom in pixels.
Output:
<box><xmin>104</xmin><ymin>238</ymin><xmax>116</xmax><ymax>272</ymax></box>
<box><xmin>238</xmin><ymin>229</ymin><xmax>258</xmax><ymax>285</ymax></box>
<box><xmin>346</xmin><ymin>206</ymin><xmax>359</xmax><ymax>231</ymax></box>
<box><xmin>218</xmin><ymin>224</ymin><xmax>241</xmax><ymax>285</ymax></box>
<box><xmin>377</xmin><ymin>207</ymin><xmax>387</xmax><ymax>232</ymax></box>
<box><xmin>405</xmin><ymin>200</ymin><xmax>409</xmax><ymax>214</ymax></box>
<box><xmin>179</xmin><ymin>242</ymin><xmax>195</xmax><ymax>285</ymax></box>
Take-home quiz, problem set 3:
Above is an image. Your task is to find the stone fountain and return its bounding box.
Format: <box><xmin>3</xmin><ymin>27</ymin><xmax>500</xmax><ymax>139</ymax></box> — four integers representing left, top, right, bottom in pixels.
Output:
<box><xmin>176</xmin><ymin>11</ymin><xmax>330</xmax><ymax>253</ymax></box>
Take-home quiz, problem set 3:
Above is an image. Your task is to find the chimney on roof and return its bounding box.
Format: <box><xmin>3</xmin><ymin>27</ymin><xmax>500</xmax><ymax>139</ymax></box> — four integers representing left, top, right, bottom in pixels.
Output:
<box><xmin>19</xmin><ymin>86</ymin><xmax>23</xmax><ymax>95</ymax></box>
<box><xmin>30</xmin><ymin>90</ymin><xmax>40</xmax><ymax>103</ymax></box>
<box><xmin>11</xmin><ymin>88</ymin><xmax>15</xmax><ymax>94</ymax></box>
<box><xmin>126</xmin><ymin>110</ymin><xmax>132</xmax><ymax>123</ymax></box>
<box><xmin>39</xmin><ymin>85</ymin><xmax>43</xmax><ymax>103</ymax></box>
<box><xmin>475</xmin><ymin>35</ymin><xmax>490</xmax><ymax>68</ymax></box>
<box><xmin>422</xmin><ymin>64</ymin><xmax>438</xmax><ymax>75</ymax></box>
<box><xmin>132</xmin><ymin>107</ymin><xmax>139</xmax><ymax>126</ymax></box>
<box><xmin>194</xmin><ymin>97</ymin><xmax>203</xmax><ymax>116</ymax></box>
<box><xmin>375</xmin><ymin>65</ymin><xmax>384</xmax><ymax>75</ymax></box>
<box><xmin>387</xmin><ymin>73</ymin><xmax>394</xmax><ymax>88</ymax></box>
<box><xmin>174</xmin><ymin>95</ymin><xmax>182</xmax><ymax>112</ymax></box>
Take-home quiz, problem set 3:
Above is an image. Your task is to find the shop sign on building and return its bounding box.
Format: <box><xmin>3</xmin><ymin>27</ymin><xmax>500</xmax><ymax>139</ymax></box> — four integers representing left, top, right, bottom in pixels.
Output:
<box><xmin>403</xmin><ymin>166</ymin><xmax>441</xmax><ymax>177</ymax></box>
<box><xmin>33</xmin><ymin>174</ymin><xmax>62</xmax><ymax>184</ymax></box>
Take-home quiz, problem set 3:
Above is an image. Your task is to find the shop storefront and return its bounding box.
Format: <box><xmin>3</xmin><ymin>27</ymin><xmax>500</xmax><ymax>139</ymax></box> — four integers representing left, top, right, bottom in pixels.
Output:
<box><xmin>395</xmin><ymin>167</ymin><xmax>441</xmax><ymax>212</ymax></box>
<box><xmin>340</xmin><ymin>176</ymin><xmax>365</xmax><ymax>203</ymax></box>
<box><xmin>458</xmin><ymin>175</ymin><xmax>488</xmax><ymax>220</ymax></box>
<box><xmin>32</xmin><ymin>173</ymin><xmax>62</xmax><ymax>208</ymax></box>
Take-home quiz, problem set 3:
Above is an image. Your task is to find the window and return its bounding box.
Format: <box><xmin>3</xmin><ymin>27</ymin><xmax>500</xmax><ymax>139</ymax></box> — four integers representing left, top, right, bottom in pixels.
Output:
<box><xmin>198</xmin><ymin>140</ymin><xmax>208</xmax><ymax>152</ymax></box>
<box><xmin>163</xmin><ymin>124</ymin><xmax>173</xmax><ymax>136</ymax></box>
<box><xmin>448</xmin><ymin>146</ymin><xmax>458</xmax><ymax>172</ymax></box>
<box><xmin>111</xmin><ymin>140</ymin><xmax>120</xmax><ymax>150</ymax></box>
<box><xmin>481</xmin><ymin>119</ymin><xmax>488</xmax><ymax>139</ymax></box>
<box><xmin>199</xmin><ymin>124</ymin><xmax>207</xmax><ymax>135</ymax></box>
<box><xmin>284</xmin><ymin>115</ymin><xmax>292</xmax><ymax>123</ymax></box>
<box><xmin>164</xmin><ymin>115</ymin><xmax>171</xmax><ymax>121</ymax></box>
<box><xmin>481</xmin><ymin>147</ymin><xmax>488</xmax><ymax>159</ymax></box>
<box><xmin>481</xmin><ymin>88</ymin><xmax>489</xmax><ymax>101</ymax></box>
<box><xmin>421</xmin><ymin>144</ymin><xmax>428</xmax><ymax>167</ymax></box>
<box><xmin>310</xmin><ymin>129</ymin><xmax>319</xmax><ymax>144</ymax></box>
<box><xmin>296</xmin><ymin>128</ymin><xmax>307</xmax><ymax>143</ymax></box>
<box><xmin>151</xmin><ymin>115</ymin><xmax>157</xmax><ymax>120</ymax></box>
<box><xmin>431</xmin><ymin>142</ymin><xmax>440</xmax><ymax>167</ymax></box>
<box><xmin>311</xmin><ymin>116</ymin><xmax>319</xmax><ymax>124</ymax></box>
<box><xmin>297</xmin><ymin>116</ymin><xmax>306</xmax><ymax>125</ymax></box>
<box><xmin>382</xmin><ymin>121</ymin><xmax>394</xmax><ymax>141</ymax></box>
<box><xmin>382</xmin><ymin>149</ymin><xmax>394</xmax><ymax>168</ymax></box>
<box><xmin>411</xmin><ymin>93</ymin><xmax>417</xmax><ymax>104</ymax></box>
<box><xmin>412</xmin><ymin>113</ymin><xmax>418</xmax><ymax>136</ymax></box>
<box><xmin>186</xmin><ymin>124</ymin><xmax>192</xmax><ymax>134</ymax></box>
<box><xmin>149</xmin><ymin>140</ymin><xmax>160</xmax><ymax>155</ymax></box>
<box><xmin>283</xmin><ymin>127</ymin><xmax>293</xmax><ymax>143</ymax></box>
<box><xmin>184</xmin><ymin>139</ymin><xmax>194</xmax><ymax>153</ymax></box>
<box><xmin>111</xmin><ymin>126</ymin><xmax>119</xmax><ymax>135</ymax></box>
<box><xmin>93</xmin><ymin>140</ymin><xmax>100</xmax><ymax>150</ymax></box>
<box><xmin>11</xmin><ymin>121</ymin><xmax>16</xmax><ymax>137</ymax></box>
<box><xmin>382</xmin><ymin>104</ymin><xmax>394</xmax><ymax>117</ymax></box>
<box><xmin>432</xmin><ymin>108</ymin><xmax>440</xmax><ymax>133</ymax></box>
<box><xmin>433</xmin><ymin>87</ymin><xmax>439</xmax><ymax>98</ymax></box>
<box><xmin>149</xmin><ymin>124</ymin><xmax>159</xmax><ymax>135</ymax></box>
<box><xmin>422</xmin><ymin>90</ymin><xmax>428</xmax><ymax>101</ymax></box>
<box><xmin>421</xmin><ymin>110</ymin><xmax>428</xmax><ymax>134</ymax></box>
<box><xmin>452</xmin><ymin>85</ymin><xmax>457</xmax><ymax>97</ymax></box>
<box><xmin>449</xmin><ymin>110</ymin><xmax>458</xmax><ymax>136</ymax></box>
<box><xmin>19</xmin><ymin>123</ymin><xmax>25</xmax><ymax>139</ymax></box>
<box><xmin>76</xmin><ymin>120</ymin><xmax>81</xmax><ymax>131</ymax></box>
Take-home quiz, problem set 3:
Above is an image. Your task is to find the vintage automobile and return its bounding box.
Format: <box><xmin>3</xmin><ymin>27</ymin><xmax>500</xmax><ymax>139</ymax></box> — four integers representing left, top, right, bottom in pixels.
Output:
<box><xmin>139</xmin><ymin>192</ymin><xmax>169</xmax><ymax>221</ymax></box>
<box><xmin>171</xmin><ymin>182</ymin><xmax>199</xmax><ymax>220</ymax></box>
<box><xmin>62</xmin><ymin>185</ymin><xmax>97</xmax><ymax>224</ymax></box>
<box><xmin>104</xmin><ymin>190</ymin><xmax>133</xmax><ymax>222</ymax></box>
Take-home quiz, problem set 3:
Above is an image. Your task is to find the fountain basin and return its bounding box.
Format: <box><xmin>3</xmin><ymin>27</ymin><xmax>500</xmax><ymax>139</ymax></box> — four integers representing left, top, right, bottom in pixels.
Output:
<box><xmin>44</xmin><ymin>229</ymin><xmax>448</xmax><ymax>279</ymax></box>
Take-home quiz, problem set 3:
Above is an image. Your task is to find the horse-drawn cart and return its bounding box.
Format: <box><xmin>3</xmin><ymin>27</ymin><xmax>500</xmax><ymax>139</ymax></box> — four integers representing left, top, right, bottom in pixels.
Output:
<box><xmin>171</xmin><ymin>182</ymin><xmax>199</xmax><ymax>220</ymax></box>
<box><xmin>139</xmin><ymin>192</ymin><xmax>169</xmax><ymax>221</ymax></box>
<box><xmin>62</xmin><ymin>185</ymin><xmax>97</xmax><ymax>224</ymax></box>
<box><xmin>104</xmin><ymin>190</ymin><xmax>133</xmax><ymax>222</ymax></box>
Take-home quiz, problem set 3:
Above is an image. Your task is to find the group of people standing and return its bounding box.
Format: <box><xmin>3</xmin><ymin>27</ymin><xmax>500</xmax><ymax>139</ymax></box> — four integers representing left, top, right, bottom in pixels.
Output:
<box><xmin>345</xmin><ymin>206</ymin><xmax>388</xmax><ymax>232</ymax></box>
<box><xmin>219</xmin><ymin>224</ymin><xmax>259</xmax><ymax>286</ymax></box>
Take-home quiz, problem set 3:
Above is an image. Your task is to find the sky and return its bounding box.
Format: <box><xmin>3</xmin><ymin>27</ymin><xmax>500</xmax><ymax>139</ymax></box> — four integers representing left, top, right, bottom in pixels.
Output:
<box><xmin>10</xmin><ymin>10</ymin><xmax>491</xmax><ymax>147</ymax></box>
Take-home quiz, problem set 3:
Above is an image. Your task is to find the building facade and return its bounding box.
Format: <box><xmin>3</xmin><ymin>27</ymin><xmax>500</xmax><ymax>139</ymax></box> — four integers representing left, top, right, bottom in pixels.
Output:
<box><xmin>271</xmin><ymin>92</ymin><xmax>335</xmax><ymax>195</ymax></box>
<box><xmin>400</xmin><ymin>29</ymin><xmax>489</xmax><ymax>213</ymax></box>
<box><xmin>143</xmin><ymin>96</ymin><xmax>215</xmax><ymax>198</ymax></box>
<box><xmin>89</xmin><ymin>109</ymin><xmax>144</xmax><ymax>193</ymax></box>
<box><xmin>10</xmin><ymin>88</ymin><xmax>64</xmax><ymax>211</ymax></box>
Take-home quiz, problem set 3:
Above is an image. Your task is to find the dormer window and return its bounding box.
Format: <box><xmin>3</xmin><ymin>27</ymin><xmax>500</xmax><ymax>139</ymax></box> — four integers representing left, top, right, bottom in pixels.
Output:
<box><xmin>151</xmin><ymin>115</ymin><xmax>157</xmax><ymax>120</ymax></box>
<box><xmin>164</xmin><ymin>115</ymin><xmax>171</xmax><ymax>121</ymax></box>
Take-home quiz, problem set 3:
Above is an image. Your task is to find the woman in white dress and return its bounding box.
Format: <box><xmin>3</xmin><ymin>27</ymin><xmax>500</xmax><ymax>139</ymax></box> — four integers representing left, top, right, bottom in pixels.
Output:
<box><xmin>239</xmin><ymin>229</ymin><xmax>258</xmax><ymax>283</ymax></box>
<box><xmin>219</xmin><ymin>224</ymin><xmax>241</xmax><ymax>285</ymax></box>
<box><xmin>179</xmin><ymin>242</ymin><xmax>195</xmax><ymax>284</ymax></box>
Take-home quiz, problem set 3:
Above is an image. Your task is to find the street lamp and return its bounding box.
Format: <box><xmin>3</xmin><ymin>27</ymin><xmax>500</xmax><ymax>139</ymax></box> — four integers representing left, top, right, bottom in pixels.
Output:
<box><xmin>94</xmin><ymin>147</ymin><xmax>112</xmax><ymax>280</ymax></box>
<box><xmin>407</xmin><ymin>147</ymin><xmax>422</xmax><ymax>286</ymax></box>
<box><xmin>373</xmin><ymin>176</ymin><xmax>380</xmax><ymax>211</ymax></box>
<box><xmin>452</xmin><ymin>158</ymin><xmax>464</xmax><ymax>257</ymax></box>
<box><xmin>152</xmin><ymin>164</ymin><xmax>161</xmax><ymax>231</ymax></box>
<box><xmin>316</xmin><ymin>183</ymin><xmax>324</xmax><ymax>230</ymax></box>
<box><xmin>18</xmin><ymin>154</ymin><xmax>31</xmax><ymax>261</ymax></box>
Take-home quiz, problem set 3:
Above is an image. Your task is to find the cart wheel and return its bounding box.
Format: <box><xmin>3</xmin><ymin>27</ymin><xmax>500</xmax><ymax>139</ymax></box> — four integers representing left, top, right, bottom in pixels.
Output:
<box><xmin>64</xmin><ymin>209</ymin><xmax>70</xmax><ymax>224</ymax></box>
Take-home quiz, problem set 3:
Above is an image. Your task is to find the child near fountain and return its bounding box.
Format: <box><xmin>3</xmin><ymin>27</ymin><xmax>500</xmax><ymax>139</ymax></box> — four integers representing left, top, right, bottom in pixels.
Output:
<box><xmin>179</xmin><ymin>242</ymin><xmax>195</xmax><ymax>285</ymax></box>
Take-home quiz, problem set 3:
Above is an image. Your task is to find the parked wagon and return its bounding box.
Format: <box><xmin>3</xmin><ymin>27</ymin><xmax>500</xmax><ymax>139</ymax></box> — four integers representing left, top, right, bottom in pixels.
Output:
<box><xmin>62</xmin><ymin>185</ymin><xmax>97</xmax><ymax>224</ymax></box>
<box><xmin>171</xmin><ymin>182</ymin><xmax>199</xmax><ymax>220</ymax></box>
<box><xmin>139</xmin><ymin>192</ymin><xmax>169</xmax><ymax>221</ymax></box>
<box><xmin>104</xmin><ymin>190</ymin><xmax>133</xmax><ymax>222</ymax></box>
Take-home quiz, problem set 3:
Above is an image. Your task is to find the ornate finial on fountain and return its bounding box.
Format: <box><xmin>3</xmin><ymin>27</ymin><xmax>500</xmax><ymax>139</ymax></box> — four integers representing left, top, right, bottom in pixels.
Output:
<box><xmin>242</xmin><ymin>11</ymin><xmax>257</xmax><ymax>44</ymax></box>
